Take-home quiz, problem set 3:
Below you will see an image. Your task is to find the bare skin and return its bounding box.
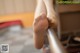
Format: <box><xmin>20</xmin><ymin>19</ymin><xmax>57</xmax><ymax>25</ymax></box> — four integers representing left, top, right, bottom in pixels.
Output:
<box><xmin>33</xmin><ymin>14</ymin><xmax>48</xmax><ymax>49</ymax></box>
<box><xmin>33</xmin><ymin>0</ymin><xmax>57</xmax><ymax>49</ymax></box>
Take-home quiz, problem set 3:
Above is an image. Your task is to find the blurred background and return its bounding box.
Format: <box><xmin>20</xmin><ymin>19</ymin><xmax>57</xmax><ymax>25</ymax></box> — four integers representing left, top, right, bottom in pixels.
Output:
<box><xmin>0</xmin><ymin>0</ymin><xmax>80</xmax><ymax>53</ymax></box>
<box><xmin>0</xmin><ymin>0</ymin><xmax>41</xmax><ymax>53</ymax></box>
<box><xmin>0</xmin><ymin>0</ymin><xmax>36</xmax><ymax>27</ymax></box>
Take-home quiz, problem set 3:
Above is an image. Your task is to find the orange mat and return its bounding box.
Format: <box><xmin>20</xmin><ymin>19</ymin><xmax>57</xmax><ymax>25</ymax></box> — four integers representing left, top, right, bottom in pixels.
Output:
<box><xmin>0</xmin><ymin>13</ymin><xmax>34</xmax><ymax>28</ymax></box>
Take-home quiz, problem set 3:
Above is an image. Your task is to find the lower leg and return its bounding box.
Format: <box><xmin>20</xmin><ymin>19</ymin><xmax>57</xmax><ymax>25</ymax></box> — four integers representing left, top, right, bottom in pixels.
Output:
<box><xmin>34</xmin><ymin>0</ymin><xmax>47</xmax><ymax>19</ymax></box>
<box><xmin>33</xmin><ymin>0</ymin><xmax>48</xmax><ymax>49</ymax></box>
<box><xmin>43</xmin><ymin>0</ymin><xmax>58</xmax><ymax>28</ymax></box>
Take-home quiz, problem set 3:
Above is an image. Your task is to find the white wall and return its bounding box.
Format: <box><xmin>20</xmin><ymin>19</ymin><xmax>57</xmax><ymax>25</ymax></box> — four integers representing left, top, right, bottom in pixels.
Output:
<box><xmin>0</xmin><ymin>0</ymin><xmax>36</xmax><ymax>15</ymax></box>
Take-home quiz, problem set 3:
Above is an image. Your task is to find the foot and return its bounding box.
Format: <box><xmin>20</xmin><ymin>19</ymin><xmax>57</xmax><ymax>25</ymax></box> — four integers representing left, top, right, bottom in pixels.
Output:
<box><xmin>33</xmin><ymin>14</ymin><xmax>49</xmax><ymax>49</ymax></box>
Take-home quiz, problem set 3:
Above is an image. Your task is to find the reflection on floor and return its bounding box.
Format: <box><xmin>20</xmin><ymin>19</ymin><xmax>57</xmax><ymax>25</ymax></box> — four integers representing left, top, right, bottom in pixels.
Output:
<box><xmin>0</xmin><ymin>28</ymin><xmax>42</xmax><ymax>53</ymax></box>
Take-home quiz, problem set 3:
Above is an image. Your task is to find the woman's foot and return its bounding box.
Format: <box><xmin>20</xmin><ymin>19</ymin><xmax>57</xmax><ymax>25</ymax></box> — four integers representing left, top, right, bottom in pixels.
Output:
<box><xmin>33</xmin><ymin>14</ymin><xmax>48</xmax><ymax>49</ymax></box>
